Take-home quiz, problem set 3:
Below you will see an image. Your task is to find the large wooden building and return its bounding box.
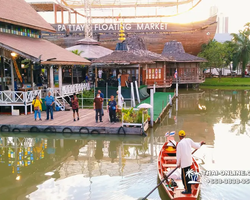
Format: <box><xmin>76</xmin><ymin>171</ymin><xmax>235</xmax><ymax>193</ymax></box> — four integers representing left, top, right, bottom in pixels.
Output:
<box><xmin>92</xmin><ymin>36</ymin><xmax>174</xmax><ymax>89</ymax></box>
<box><xmin>92</xmin><ymin>36</ymin><xmax>206</xmax><ymax>89</ymax></box>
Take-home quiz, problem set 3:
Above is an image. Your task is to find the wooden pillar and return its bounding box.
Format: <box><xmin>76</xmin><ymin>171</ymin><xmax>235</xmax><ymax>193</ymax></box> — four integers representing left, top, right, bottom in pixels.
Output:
<box><xmin>95</xmin><ymin>66</ymin><xmax>98</xmax><ymax>87</ymax></box>
<box><xmin>1</xmin><ymin>56</ymin><xmax>4</xmax><ymax>91</ymax></box>
<box><xmin>54</xmin><ymin>4</ymin><xmax>57</xmax><ymax>24</ymax></box>
<box><xmin>76</xmin><ymin>67</ymin><xmax>79</xmax><ymax>83</ymax></box>
<box><xmin>68</xmin><ymin>11</ymin><xmax>71</xmax><ymax>23</ymax></box>
<box><xmin>163</xmin><ymin>61</ymin><xmax>166</xmax><ymax>84</ymax></box>
<box><xmin>31</xmin><ymin>64</ymin><xmax>34</xmax><ymax>90</ymax></box>
<box><xmin>71</xmin><ymin>66</ymin><xmax>74</xmax><ymax>85</ymax></box>
<box><xmin>50</xmin><ymin>66</ymin><xmax>54</xmax><ymax>88</ymax></box>
<box><xmin>138</xmin><ymin>64</ymin><xmax>140</xmax><ymax>88</ymax></box>
<box><xmin>58</xmin><ymin>65</ymin><xmax>62</xmax><ymax>89</ymax></box>
<box><xmin>75</xmin><ymin>12</ymin><xmax>77</xmax><ymax>23</ymax></box>
<box><xmin>145</xmin><ymin>64</ymin><xmax>148</xmax><ymax>85</ymax></box>
<box><xmin>61</xmin><ymin>8</ymin><xmax>64</xmax><ymax>24</ymax></box>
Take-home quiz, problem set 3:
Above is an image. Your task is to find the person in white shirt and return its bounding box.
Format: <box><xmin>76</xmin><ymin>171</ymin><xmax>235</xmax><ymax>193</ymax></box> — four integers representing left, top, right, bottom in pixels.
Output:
<box><xmin>176</xmin><ymin>130</ymin><xmax>205</xmax><ymax>194</ymax></box>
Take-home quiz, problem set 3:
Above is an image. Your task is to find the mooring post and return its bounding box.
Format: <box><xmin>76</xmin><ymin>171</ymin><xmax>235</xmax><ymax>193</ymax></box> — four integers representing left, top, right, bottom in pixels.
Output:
<box><xmin>176</xmin><ymin>97</ymin><xmax>178</xmax><ymax>111</ymax></box>
<box><xmin>135</xmin><ymin>81</ymin><xmax>140</xmax><ymax>103</ymax></box>
<box><xmin>153</xmin><ymin>84</ymin><xmax>156</xmax><ymax>93</ymax></box>
<box><xmin>169</xmin><ymin>94</ymin><xmax>172</xmax><ymax>106</ymax></box>
<box><xmin>176</xmin><ymin>81</ymin><xmax>178</xmax><ymax>97</ymax></box>
<box><xmin>131</xmin><ymin>82</ymin><xmax>136</xmax><ymax>107</ymax></box>
<box><xmin>150</xmin><ymin>89</ymin><xmax>154</xmax><ymax>127</ymax></box>
<box><xmin>118</xmin><ymin>85</ymin><xmax>122</xmax><ymax>108</ymax></box>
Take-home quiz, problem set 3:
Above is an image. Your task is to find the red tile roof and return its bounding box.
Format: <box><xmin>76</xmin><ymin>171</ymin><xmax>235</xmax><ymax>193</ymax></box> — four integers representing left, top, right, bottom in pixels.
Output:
<box><xmin>0</xmin><ymin>32</ymin><xmax>90</xmax><ymax>65</ymax></box>
<box><xmin>0</xmin><ymin>0</ymin><xmax>55</xmax><ymax>32</ymax></box>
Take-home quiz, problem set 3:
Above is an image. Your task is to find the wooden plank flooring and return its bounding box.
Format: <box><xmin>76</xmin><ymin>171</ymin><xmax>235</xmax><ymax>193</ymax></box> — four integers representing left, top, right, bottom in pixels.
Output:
<box><xmin>0</xmin><ymin>109</ymin><xmax>121</xmax><ymax>127</ymax></box>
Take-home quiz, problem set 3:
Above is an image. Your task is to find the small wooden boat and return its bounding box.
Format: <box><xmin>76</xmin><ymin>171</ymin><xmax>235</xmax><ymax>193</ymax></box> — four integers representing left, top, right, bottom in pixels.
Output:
<box><xmin>158</xmin><ymin>141</ymin><xmax>200</xmax><ymax>200</ymax></box>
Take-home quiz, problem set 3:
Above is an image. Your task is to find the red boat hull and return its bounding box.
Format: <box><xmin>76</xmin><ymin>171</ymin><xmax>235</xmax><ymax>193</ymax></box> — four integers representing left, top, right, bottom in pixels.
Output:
<box><xmin>158</xmin><ymin>142</ymin><xmax>200</xmax><ymax>199</ymax></box>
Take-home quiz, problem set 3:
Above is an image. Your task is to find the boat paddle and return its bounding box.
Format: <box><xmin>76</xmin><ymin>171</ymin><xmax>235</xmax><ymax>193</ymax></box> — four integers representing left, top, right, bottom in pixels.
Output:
<box><xmin>139</xmin><ymin>166</ymin><xmax>178</xmax><ymax>200</ymax></box>
<box><xmin>140</xmin><ymin>142</ymin><xmax>205</xmax><ymax>200</ymax></box>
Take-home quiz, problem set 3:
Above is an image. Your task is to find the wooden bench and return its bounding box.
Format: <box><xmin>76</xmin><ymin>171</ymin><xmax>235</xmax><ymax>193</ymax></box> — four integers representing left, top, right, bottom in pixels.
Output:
<box><xmin>163</xmin><ymin>164</ymin><xmax>177</xmax><ymax>168</ymax></box>
<box><xmin>164</xmin><ymin>156</ymin><xmax>176</xmax><ymax>160</ymax></box>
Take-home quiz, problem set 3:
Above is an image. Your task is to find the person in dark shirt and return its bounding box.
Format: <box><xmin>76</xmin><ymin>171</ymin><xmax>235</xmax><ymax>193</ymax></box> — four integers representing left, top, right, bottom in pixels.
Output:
<box><xmin>93</xmin><ymin>93</ymin><xmax>103</xmax><ymax>123</ymax></box>
<box><xmin>71</xmin><ymin>93</ymin><xmax>79</xmax><ymax>121</ymax></box>
<box><xmin>98</xmin><ymin>90</ymin><xmax>104</xmax><ymax>116</ymax></box>
<box><xmin>108</xmin><ymin>95</ymin><xmax>117</xmax><ymax>124</ymax></box>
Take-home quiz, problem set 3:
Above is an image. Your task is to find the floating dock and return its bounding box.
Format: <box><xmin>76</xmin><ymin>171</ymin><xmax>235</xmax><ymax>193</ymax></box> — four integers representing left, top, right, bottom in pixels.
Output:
<box><xmin>0</xmin><ymin>109</ymin><xmax>144</xmax><ymax>135</ymax></box>
<box><xmin>136</xmin><ymin>92</ymin><xmax>175</xmax><ymax>124</ymax></box>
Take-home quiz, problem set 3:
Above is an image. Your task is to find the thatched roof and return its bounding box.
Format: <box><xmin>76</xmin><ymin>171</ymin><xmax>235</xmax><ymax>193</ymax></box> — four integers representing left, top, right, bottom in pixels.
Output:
<box><xmin>162</xmin><ymin>41</ymin><xmax>206</xmax><ymax>62</ymax></box>
<box><xmin>92</xmin><ymin>35</ymin><xmax>174</xmax><ymax>65</ymax></box>
<box><xmin>125</xmin><ymin>36</ymin><xmax>173</xmax><ymax>61</ymax></box>
<box><xmin>92</xmin><ymin>51</ymin><xmax>155</xmax><ymax>65</ymax></box>
<box><xmin>0</xmin><ymin>0</ymin><xmax>55</xmax><ymax>32</ymax></box>
<box><xmin>66</xmin><ymin>37</ymin><xmax>113</xmax><ymax>60</ymax></box>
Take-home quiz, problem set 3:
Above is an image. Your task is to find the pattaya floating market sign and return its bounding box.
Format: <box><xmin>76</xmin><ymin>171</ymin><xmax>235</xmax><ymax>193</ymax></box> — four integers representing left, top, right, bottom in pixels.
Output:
<box><xmin>53</xmin><ymin>23</ymin><xmax>168</xmax><ymax>33</ymax></box>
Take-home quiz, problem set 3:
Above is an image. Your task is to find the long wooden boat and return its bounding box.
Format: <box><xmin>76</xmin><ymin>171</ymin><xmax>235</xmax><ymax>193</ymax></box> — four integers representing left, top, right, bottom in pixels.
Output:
<box><xmin>158</xmin><ymin>141</ymin><xmax>200</xmax><ymax>199</ymax></box>
<box><xmin>41</xmin><ymin>16</ymin><xmax>217</xmax><ymax>55</ymax></box>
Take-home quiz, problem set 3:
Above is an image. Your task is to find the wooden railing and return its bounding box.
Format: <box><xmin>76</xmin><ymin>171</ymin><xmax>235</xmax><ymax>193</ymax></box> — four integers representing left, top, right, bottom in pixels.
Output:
<box><xmin>47</xmin><ymin>83</ymin><xmax>90</xmax><ymax>98</ymax></box>
<box><xmin>172</xmin><ymin>75</ymin><xmax>205</xmax><ymax>83</ymax></box>
<box><xmin>146</xmin><ymin>79</ymin><xmax>173</xmax><ymax>88</ymax></box>
<box><xmin>0</xmin><ymin>90</ymin><xmax>42</xmax><ymax>104</ymax></box>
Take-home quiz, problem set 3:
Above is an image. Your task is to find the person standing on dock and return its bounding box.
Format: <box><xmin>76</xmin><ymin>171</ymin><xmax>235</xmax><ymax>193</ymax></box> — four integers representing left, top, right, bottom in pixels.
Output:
<box><xmin>98</xmin><ymin>90</ymin><xmax>104</xmax><ymax>116</ymax></box>
<box><xmin>71</xmin><ymin>93</ymin><xmax>79</xmax><ymax>121</ymax></box>
<box><xmin>108</xmin><ymin>95</ymin><xmax>117</xmax><ymax>124</ymax></box>
<box><xmin>45</xmin><ymin>92</ymin><xmax>55</xmax><ymax>120</ymax></box>
<box><xmin>93</xmin><ymin>93</ymin><xmax>103</xmax><ymax>123</ymax></box>
<box><xmin>176</xmin><ymin>130</ymin><xmax>205</xmax><ymax>195</ymax></box>
<box><xmin>32</xmin><ymin>95</ymin><xmax>42</xmax><ymax>121</ymax></box>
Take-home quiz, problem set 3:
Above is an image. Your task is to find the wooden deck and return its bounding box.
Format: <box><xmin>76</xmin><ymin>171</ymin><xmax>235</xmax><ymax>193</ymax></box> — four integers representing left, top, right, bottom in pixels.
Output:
<box><xmin>0</xmin><ymin>109</ymin><xmax>143</xmax><ymax>135</ymax></box>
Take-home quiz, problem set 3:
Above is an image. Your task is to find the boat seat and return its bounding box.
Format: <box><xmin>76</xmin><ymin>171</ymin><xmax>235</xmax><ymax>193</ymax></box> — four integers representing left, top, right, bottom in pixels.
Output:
<box><xmin>164</xmin><ymin>156</ymin><xmax>176</xmax><ymax>160</ymax></box>
<box><xmin>162</xmin><ymin>164</ymin><xmax>177</xmax><ymax>168</ymax></box>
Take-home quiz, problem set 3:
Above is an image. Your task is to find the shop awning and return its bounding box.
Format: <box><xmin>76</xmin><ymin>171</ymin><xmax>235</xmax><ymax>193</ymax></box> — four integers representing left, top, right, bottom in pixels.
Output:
<box><xmin>0</xmin><ymin>32</ymin><xmax>90</xmax><ymax>65</ymax></box>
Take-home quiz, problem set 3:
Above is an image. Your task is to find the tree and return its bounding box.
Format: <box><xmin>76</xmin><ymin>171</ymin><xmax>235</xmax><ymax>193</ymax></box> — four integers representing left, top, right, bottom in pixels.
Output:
<box><xmin>231</xmin><ymin>23</ymin><xmax>250</xmax><ymax>77</ymax></box>
<box><xmin>198</xmin><ymin>40</ymin><xmax>234</xmax><ymax>79</ymax></box>
<box><xmin>71</xmin><ymin>49</ymin><xmax>83</xmax><ymax>56</ymax></box>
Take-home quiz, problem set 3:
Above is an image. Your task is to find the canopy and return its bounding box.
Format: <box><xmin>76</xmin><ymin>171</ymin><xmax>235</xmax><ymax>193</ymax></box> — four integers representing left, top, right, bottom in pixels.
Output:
<box><xmin>0</xmin><ymin>32</ymin><xmax>90</xmax><ymax>65</ymax></box>
<box><xmin>66</xmin><ymin>38</ymin><xmax>113</xmax><ymax>60</ymax></box>
<box><xmin>0</xmin><ymin>0</ymin><xmax>55</xmax><ymax>32</ymax></box>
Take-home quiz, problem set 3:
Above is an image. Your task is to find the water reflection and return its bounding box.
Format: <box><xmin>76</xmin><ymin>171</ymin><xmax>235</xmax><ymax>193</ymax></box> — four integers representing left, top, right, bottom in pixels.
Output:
<box><xmin>1</xmin><ymin>89</ymin><xmax>250</xmax><ymax>200</ymax></box>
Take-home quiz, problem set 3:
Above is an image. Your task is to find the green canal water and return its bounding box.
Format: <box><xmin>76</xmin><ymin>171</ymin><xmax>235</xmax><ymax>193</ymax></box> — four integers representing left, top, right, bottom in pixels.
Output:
<box><xmin>1</xmin><ymin>89</ymin><xmax>250</xmax><ymax>200</ymax></box>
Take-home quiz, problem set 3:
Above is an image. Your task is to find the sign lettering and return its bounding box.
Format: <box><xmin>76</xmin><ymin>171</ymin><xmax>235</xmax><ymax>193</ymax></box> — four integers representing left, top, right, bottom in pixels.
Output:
<box><xmin>52</xmin><ymin>22</ymin><xmax>168</xmax><ymax>33</ymax></box>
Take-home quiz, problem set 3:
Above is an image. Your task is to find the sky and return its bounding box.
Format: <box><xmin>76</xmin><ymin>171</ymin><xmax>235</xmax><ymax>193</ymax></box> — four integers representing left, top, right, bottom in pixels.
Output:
<box><xmin>25</xmin><ymin>0</ymin><xmax>250</xmax><ymax>33</ymax></box>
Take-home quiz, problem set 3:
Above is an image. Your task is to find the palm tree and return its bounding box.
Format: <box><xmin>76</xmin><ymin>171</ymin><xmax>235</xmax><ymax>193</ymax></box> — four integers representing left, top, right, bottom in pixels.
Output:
<box><xmin>231</xmin><ymin>23</ymin><xmax>250</xmax><ymax>77</ymax></box>
<box><xmin>71</xmin><ymin>50</ymin><xmax>84</xmax><ymax>83</ymax></box>
<box><xmin>71</xmin><ymin>49</ymin><xmax>83</xmax><ymax>56</ymax></box>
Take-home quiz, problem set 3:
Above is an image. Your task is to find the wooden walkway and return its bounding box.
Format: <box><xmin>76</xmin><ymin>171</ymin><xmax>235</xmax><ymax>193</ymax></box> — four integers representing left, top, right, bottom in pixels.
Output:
<box><xmin>0</xmin><ymin>109</ymin><xmax>143</xmax><ymax>135</ymax></box>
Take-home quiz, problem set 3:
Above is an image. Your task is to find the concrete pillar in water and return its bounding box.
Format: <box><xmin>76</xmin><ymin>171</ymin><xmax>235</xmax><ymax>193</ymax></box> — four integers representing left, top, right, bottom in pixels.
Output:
<box><xmin>176</xmin><ymin>82</ymin><xmax>178</xmax><ymax>97</ymax></box>
<box><xmin>135</xmin><ymin>81</ymin><xmax>140</xmax><ymax>103</ymax></box>
<box><xmin>150</xmin><ymin>89</ymin><xmax>154</xmax><ymax>127</ymax></box>
<box><xmin>131</xmin><ymin>82</ymin><xmax>135</xmax><ymax>107</ymax></box>
<box><xmin>118</xmin><ymin>85</ymin><xmax>122</xmax><ymax>108</ymax></box>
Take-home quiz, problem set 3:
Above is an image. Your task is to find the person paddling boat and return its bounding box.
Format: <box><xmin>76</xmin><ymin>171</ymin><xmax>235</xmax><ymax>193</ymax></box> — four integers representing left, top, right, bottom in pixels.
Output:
<box><xmin>176</xmin><ymin>130</ymin><xmax>205</xmax><ymax>195</ymax></box>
